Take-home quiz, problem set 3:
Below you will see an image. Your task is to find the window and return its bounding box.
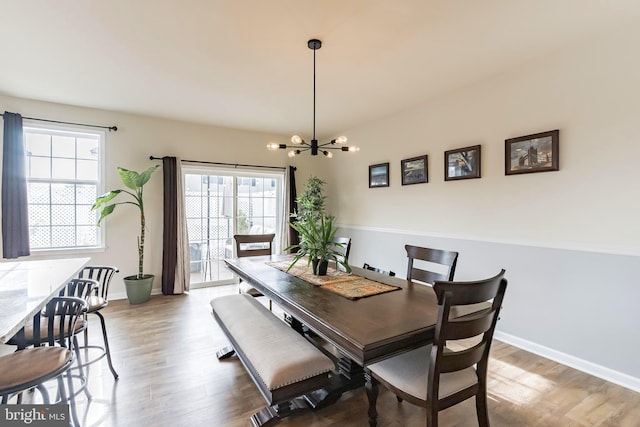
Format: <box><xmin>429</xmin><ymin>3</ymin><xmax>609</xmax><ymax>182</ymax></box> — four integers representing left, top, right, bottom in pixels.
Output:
<box><xmin>24</xmin><ymin>125</ymin><xmax>103</xmax><ymax>251</ymax></box>
<box><xmin>184</xmin><ymin>167</ymin><xmax>283</xmax><ymax>286</ymax></box>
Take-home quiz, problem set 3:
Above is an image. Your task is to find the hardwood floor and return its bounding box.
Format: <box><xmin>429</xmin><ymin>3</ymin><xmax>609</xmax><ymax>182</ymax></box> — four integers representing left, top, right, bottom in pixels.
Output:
<box><xmin>11</xmin><ymin>285</ymin><xmax>639</xmax><ymax>427</ymax></box>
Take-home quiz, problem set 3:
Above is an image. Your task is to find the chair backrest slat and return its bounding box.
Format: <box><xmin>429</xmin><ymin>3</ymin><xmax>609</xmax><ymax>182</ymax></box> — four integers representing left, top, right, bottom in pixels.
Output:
<box><xmin>439</xmin><ymin>343</ymin><xmax>486</xmax><ymax>373</ymax></box>
<box><xmin>234</xmin><ymin>234</ymin><xmax>275</xmax><ymax>258</ymax></box>
<box><xmin>405</xmin><ymin>244</ymin><xmax>458</xmax><ymax>285</ymax></box>
<box><xmin>445</xmin><ymin>310</ymin><xmax>496</xmax><ymax>340</ymax></box>
<box><xmin>363</xmin><ymin>263</ymin><xmax>396</xmax><ymax>277</ymax></box>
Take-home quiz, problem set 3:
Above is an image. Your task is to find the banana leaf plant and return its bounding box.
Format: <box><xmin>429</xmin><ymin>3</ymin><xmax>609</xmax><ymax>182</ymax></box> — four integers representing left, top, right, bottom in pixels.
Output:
<box><xmin>92</xmin><ymin>165</ymin><xmax>159</xmax><ymax>279</ymax></box>
<box><xmin>284</xmin><ymin>214</ymin><xmax>351</xmax><ymax>274</ymax></box>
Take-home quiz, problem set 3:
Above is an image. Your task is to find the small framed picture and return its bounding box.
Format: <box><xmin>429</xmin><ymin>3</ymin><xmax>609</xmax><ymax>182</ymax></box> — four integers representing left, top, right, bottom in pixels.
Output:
<box><xmin>505</xmin><ymin>129</ymin><xmax>559</xmax><ymax>175</ymax></box>
<box><xmin>444</xmin><ymin>145</ymin><xmax>481</xmax><ymax>181</ymax></box>
<box><xmin>369</xmin><ymin>163</ymin><xmax>390</xmax><ymax>188</ymax></box>
<box><xmin>401</xmin><ymin>155</ymin><xmax>428</xmax><ymax>185</ymax></box>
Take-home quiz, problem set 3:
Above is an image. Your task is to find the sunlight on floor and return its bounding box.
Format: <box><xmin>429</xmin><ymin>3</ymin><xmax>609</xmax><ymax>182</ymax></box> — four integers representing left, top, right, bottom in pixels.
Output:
<box><xmin>488</xmin><ymin>358</ymin><xmax>556</xmax><ymax>405</ymax></box>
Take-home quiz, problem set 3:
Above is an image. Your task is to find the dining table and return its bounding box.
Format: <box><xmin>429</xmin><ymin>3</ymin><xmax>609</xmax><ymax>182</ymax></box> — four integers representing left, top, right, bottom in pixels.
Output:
<box><xmin>0</xmin><ymin>257</ymin><xmax>90</xmax><ymax>345</ymax></box>
<box><xmin>226</xmin><ymin>254</ymin><xmax>446</xmax><ymax>366</ymax></box>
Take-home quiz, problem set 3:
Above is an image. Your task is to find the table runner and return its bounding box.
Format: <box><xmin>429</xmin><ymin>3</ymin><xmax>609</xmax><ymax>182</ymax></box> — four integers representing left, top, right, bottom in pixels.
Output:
<box><xmin>266</xmin><ymin>259</ymin><xmax>401</xmax><ymax>300</ymax></box>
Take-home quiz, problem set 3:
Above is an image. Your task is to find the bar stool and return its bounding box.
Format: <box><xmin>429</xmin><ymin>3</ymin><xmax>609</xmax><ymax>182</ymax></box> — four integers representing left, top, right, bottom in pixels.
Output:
<box><xmin>7</xmin><ymin>278</ymin><xmax>97</xmax><ymax>400</ymax></box>
<box><xmin>77</xmin><ymin>266</ymin><xmax>120</xmax><ymax>380</ymax></box>
<box><xmin>0</xmin><ymin>296</ymin><xmax>88</xmax><ymax>427</ymax></box>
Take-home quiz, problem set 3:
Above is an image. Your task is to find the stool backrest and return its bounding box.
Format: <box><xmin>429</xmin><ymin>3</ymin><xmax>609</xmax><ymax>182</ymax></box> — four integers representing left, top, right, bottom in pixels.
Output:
<box><xmin>41</xmin><ymin>296</ymin><xmax>88</xmax><ymax>349</ymax></box>
<box><xmin>78</xmin><ymin>266</ymin><xmax>119</xmax><ymax>300</ymax></box>
<box><xmin>61</xmin><ymin>278</ymin><xmax>97</xmax><ymax>300</ymax></box>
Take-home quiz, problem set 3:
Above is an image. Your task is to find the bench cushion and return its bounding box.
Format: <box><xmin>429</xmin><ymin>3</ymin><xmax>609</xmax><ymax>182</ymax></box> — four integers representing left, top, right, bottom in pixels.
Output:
<box><xmin>211</xmin><ymin>294</ymin><xmax>334</xmax><ymax>392</ymax></box>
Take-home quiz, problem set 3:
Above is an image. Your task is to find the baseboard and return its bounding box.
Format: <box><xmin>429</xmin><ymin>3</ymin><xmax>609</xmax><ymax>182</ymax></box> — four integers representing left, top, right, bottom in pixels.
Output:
<box><xmin>494</xmin><ymin>331</ymin><xmax>640</xmax><ymax>393</ymax></box>
<box><xmin>109</xmin><ymin>288</ymin><xmax>163</xmax><ymax>301</ymax></box>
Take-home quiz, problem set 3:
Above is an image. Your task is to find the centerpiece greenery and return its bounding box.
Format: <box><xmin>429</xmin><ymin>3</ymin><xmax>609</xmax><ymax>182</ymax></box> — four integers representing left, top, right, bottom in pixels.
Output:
<box><xmin>286</xmin><ymin>214</ymin><xmax>351</xmax><ymax>275</ymax></box>
<box><xmin>292</xmin><ymin>175</ymin><xmax>326</xmax><ymax>224</ymax></box>
<box><xmin>93</xmin><ymin>165</ymin><xmax>159</xmax><ymax>304</ymax></box>
<box><xmin>285</xmin><ymin>176</ymin><xmax>351</xmax><ymax>275</ymax></box>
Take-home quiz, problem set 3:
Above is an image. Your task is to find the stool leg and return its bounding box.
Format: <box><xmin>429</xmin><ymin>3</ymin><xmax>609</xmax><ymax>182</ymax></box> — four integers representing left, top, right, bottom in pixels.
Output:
<box><xmin>35</xmin><ymin>383</ymin><xmax>50</xmax><ymax>404</ymax></box>
<box><xmin>73</xmin><ymin>336</ymin><xmax>93</xmax><ymax>400</ymax></box>
<box><xmin>96</xmin><ymin>312</ymin><xmax>119</xmax><ymax>380</ymax></box>
<box><xmin>83</xmin><ymin>313</ymin><xmax>89</xmax><ymax>347</ymax></box>
<box><xmin>62</xmin><ymin>371</ymin><xmax>81</xmax><ymax>427</ymax></box>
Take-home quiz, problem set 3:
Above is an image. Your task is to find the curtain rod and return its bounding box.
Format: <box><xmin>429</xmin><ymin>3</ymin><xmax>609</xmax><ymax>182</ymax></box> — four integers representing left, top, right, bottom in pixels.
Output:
<box><xmin>149</xmin><ymin>156</ymin><xmax>292</xmax><ymax>171</ymax></box>
<box><xmin>1</xmin><ymin>112</ymin><xmax>117</xmax><ymax>131</ymax></box>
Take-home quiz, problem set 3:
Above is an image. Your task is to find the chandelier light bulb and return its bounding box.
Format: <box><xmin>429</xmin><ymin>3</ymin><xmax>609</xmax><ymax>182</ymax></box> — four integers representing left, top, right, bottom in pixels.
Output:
<box><xmin>291</xmin><ymin>135</ymin><xmax>303</xmax><ymax>144</ymax></box>
<box><xmin>266</xmin><ymin>143</ymin><xmax>279</xmax><ymax>150</ymax></box>
<box><xmin>334</xmin><ymin>136</ymin><xmax>348</xmax><ymax>144</ymax></box>
<box><xmin>349</xmin><ymin>146</ymin><xmax>359</xmax><ymax>152</ymax></box>
<box><xmin>323</xmin><ymin>151</ymin><xmax>333</xmax><ymax>158</ymax></box>
<box><xmin>288</xmin><ymin>150</ymin><xmax>297</xmax><ymax>158</ymax></box>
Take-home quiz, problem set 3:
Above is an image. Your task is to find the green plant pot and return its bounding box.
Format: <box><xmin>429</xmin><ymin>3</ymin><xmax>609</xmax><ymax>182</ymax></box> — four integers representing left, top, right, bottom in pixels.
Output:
<box><xmin>123</xmin><ymin>274</ymin><xmax>154</xmax><ymax>305</ymax></box>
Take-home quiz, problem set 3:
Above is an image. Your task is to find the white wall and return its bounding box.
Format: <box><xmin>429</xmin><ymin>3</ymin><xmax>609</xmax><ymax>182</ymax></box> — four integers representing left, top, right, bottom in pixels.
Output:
<box><xmin>325</xmin><ymin>23</ymin><xmax>640</xmax><ymax>255</ymax></box>
<box><xmin>321</xmin><ymin>24</ymin><xmax>640</xmax><ymax>389</ymax></box>
<box><xmin>0</xmin><ymin>94</ymin><xmax>290</xmax><ymax>297</ymax></box>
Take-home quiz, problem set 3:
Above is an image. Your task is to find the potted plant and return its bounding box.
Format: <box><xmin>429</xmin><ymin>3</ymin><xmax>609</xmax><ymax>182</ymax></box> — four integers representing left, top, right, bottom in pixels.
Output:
<box><xmin>292</xmin><ymin>175</ymin><xmax>326</xmax><ymax>224</ymax></box>
<box><xmin>285</xmin><ymin>214</ymin><xmax>351</xmax><ymax>275</ymax></box>
<box><xmin>93</xmin><ymin>165</ymin><xmax>159</xmax><ymax>304</ymax></box>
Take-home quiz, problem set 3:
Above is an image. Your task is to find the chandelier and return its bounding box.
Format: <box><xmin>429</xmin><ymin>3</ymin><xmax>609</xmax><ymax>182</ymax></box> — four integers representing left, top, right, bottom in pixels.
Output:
<box><xmin>267</xmin><ymin>39</ymin><xmax>359</xmax><ymax>158</ymax></box>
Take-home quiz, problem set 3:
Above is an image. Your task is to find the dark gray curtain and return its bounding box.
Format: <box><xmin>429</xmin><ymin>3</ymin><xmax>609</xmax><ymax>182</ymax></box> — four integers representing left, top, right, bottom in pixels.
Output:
<box><xmin>161</xmin><ymin>157</ymin><xmax>178</xmax><ymax>294</ymax></box>
<box><xmin>288</xmin><ymin>166</ymin><xmax>299</xmax><ymax>251</ymax></box>
<box><xmin>2</xmin><ymin>112</ymin><xmax>30</xmax><ymax>258</ymax></box>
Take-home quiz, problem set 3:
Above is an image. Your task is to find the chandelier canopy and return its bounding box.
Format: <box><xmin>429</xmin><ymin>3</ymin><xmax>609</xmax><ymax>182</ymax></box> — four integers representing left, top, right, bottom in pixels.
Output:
<box><xmin>267</xmin><ymin>39</ymin><xmax>359</xmax><ymax>158</ymax></box>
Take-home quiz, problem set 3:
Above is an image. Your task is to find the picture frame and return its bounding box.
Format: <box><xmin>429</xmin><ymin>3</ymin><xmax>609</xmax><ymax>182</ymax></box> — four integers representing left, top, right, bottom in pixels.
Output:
<box><xmin>444</xmin><ymin>145</ymin><xmax>481</xmax><ymax>181</ymax></box>
<box><xmin>369</xmin><ymin>162</ymin><xmax>390</xmax><ymax>188</ymax></box>
<box><xmin>505</xmin><ymin>129</ymin><xmax>559</xmax><ymax>175</ymax></box>
<box><xmin>401</xmin><ymin>155</ymin><xmax>428</xmax><ymax>185</ymax></box>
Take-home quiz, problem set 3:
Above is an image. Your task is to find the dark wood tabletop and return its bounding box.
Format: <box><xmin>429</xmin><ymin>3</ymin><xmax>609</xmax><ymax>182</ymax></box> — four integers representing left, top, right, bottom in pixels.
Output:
<box><xmin>224</xmin><ymin>255</ymin><xmax>441</xmax><ymax>366</ymax></box>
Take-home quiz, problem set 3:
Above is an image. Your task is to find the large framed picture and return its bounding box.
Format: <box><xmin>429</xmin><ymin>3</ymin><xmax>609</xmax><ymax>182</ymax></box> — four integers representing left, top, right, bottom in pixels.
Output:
<box><xmin>505</xmin><ymin>129</ymin><xmax>559</xmax><ymax>175</ymax></box>
<box><xmin>444</xmin><ymin>145</ymin><xmax>481</xmax><ymax>181</ymax></box>
<box><xmin>401</xmin><ymin>155</ymin><xmax>428</xmax><ymax>185</ymax></box>
<box><xmin>369</xmin><ymin>162</ymin><xmax>390</xmax><ymax>188</ymax></box>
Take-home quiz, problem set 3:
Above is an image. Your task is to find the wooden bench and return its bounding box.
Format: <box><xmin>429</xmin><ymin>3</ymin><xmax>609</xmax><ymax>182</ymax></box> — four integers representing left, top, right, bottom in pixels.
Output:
<box><xmin>210</xmin><ymin>294</ymin><xmax>335</xmax><ymax>426</ymax></box>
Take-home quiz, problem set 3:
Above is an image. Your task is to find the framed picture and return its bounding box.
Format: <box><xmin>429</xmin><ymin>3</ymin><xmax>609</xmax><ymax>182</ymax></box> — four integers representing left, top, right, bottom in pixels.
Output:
<box><xmin>369</xmin><ymin>163</ymin><xmax>389</xmax><ymax>188</ymax></box>
<box><xmin>401</xmin><ymin>155</ymin><xmax>428</xmax><ymax>185</ymax></box>
<box><xmin>505</xmin><ymin>129</ymin><xmax>559</xmax><ymax>175</ymax></box>
<box><xmin>444</xmin><ymin>145</ymin><xmax>481</xmax><ymax>181</ymax></box>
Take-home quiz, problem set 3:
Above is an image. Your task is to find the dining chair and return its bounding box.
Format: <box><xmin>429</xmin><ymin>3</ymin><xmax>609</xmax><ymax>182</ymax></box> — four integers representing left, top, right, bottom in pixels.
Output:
<box><xmin>234</xmin><ymin>233</ymin><xmax>275</xmax><ymax>310</ymax></box>
<box><xmin>363</xmin><ymin>263</ymin><xmax>396</xmax><ymax>277</ymax></box>
<box><xmin>364</xmin><ymin>269</ymin><xmax>508</xmax><ymax>427</ymax></box>
<box><xmin>77</xmin><ymin>265</ymin><xmax>120</xmax><ymax>380</ymax></box>
<box><xmin>405</xmin><ymin>244</ymin><xmax>459</xmax><ymax>285</ymax></box>
<box><xmin>332</xmin><ymin>236</ymin><xmax>351</xmax><ymax>271</ymax></box>
<box><xmin>0</xmin><ymin>296</ymin><xmax>88</xmax><ymax>427</ymax></box>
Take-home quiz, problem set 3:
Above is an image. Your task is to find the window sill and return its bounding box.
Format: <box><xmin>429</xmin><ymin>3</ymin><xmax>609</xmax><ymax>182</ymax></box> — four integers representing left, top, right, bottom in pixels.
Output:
<box><xmin>27</xmin><ymin>246</ymin><xmax>105</xmax><ymax>258</ymax></box>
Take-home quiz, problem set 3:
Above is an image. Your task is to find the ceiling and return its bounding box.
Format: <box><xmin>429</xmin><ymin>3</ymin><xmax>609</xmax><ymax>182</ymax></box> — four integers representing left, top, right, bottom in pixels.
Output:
<box><xmin>2</xmin><ymin>1</ymin><xmax>640</xmax><ymax>139</ymax></box>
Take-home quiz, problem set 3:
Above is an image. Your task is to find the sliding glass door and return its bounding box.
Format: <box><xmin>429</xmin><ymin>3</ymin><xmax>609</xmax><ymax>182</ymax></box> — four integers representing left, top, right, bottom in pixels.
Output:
<box><xmin>184</xmin><ymin>167</ymin><xmax>283</xmax><ymax>287</ymax></box>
